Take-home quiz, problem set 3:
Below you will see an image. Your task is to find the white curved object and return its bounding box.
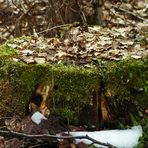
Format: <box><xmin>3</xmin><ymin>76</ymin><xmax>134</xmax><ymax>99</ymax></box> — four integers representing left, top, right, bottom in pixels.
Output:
<box><xmin>31</xmin><ymin>111</ymin><xmax>47</xmax><ymax>124</ymax></box>
<box><xmin>67</xmin><ymin>125</ymin><xmax>143</xmax><ymax>148</ymax></box>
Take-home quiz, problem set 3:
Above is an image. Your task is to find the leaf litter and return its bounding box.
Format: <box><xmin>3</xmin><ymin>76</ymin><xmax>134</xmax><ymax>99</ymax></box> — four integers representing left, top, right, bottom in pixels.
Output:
<box><xmin>9</xmin><ymin>23</ymin><xmax>147</xmax><ymax>67</ymax></box>
<box><xmin>0</xmin><ymin>0</ymin><xmax>147</xmax><ymax>68</ymax></box>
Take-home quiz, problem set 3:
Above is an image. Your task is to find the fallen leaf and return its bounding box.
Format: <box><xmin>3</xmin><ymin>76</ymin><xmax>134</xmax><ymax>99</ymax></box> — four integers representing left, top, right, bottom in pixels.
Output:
<box><xmin>131</xmin><ymin>55</ymin><xmax>142</xmax><ymax>59</ymax></box>
<box><xmin>34</xmin><ymin>57</ymin><xmax>46</xmax><ymax>64</ymax></box>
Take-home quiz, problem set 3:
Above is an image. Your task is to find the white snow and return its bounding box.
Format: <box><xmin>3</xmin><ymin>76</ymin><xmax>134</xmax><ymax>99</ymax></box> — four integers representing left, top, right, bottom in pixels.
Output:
<box><xmin>66</xmin><ymin>125</ymin><xmax>143</xmax><ymax>148</ymax></box>
<box><xmin>31</xmin><ymin>111</ymin><xmax>47</xmax><ymax>124</ymax></box>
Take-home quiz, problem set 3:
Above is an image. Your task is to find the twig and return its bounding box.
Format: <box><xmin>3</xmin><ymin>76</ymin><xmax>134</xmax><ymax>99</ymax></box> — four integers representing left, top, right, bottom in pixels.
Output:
<box><xmin>113</xmin><ymin>6</ymin><xmax>148</xmax><ymax>23</ymax></box>
<box><xmin>86</xmin><ymin>135</ymin><xmax>117</xmax><ymax>148</ymax></box>
<box><xmin>34</xmin><ymin>24</ymin><xmax>71</xmax><ymax>36</ymax></box>
<box><xmin>28</xmin><ymin>143</ymin><xmax>49</xmax><ymax>148</ymax></box>
<box><xmin>0</xmin><ymin>117</ymin><xmax>12</xmax><ymax>120</ymax></box>
<box><xmin>0</xmin><ymin>130</ymin><xmax>117</xmax><ymax>148</ymax></box>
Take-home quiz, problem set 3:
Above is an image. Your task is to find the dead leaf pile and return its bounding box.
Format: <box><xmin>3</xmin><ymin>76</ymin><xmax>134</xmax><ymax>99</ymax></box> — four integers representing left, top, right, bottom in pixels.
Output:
<box><xmin>0</xmin><ymin>0</ymin><xmax>147</xmax><ymax>67</ymax></box>
<box><xmin>9</xmin><ymin>23</ymin><xmax>147</xmax><ymax>68</ymax></box>
<box><xmin>0</xmin><ymin>115</ymin><xmax>86</xmax><ymax>148</ymax></box>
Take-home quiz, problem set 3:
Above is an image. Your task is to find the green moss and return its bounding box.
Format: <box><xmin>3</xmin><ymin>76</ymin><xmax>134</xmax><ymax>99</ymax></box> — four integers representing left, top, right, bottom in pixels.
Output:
<box><xmin>0</xmin><ymin>60</ymin><xmax>98</xmax><ymax>118</ymax></box>
<box><xmin>106</xmin><ymin>59</ymin><xmax>148</xmax><ymax>107</ymax></box>
<box><xmin>52</xmin><ymin>107</ymin><xmax>76</xmax><ymax>124</ymax></box>
<box><xmin>6</xmin><ymin>63</ymin><xmax>52</xmax><ymax>116</ymax></box>
<box><xmin>0</xmin><ymin>57</ymin><xmax>147</xmax><ymax>121</ymax></box>
<box><xmin>137</xmin><ymin>118</ymin><xmax>148</xmax><ymax>148</ymax></box>
<box><xmin>0</xmin><ymin>44</ymin><xmax>17</xmax><ymax>58</ymax></box>
<box><xmin>52</xmin><ymin>65</ymin><xmax>98</xmax><ymax>103</ymax></box>
<box><xmin>0</xmin><ymin>36</ymin><xmax>31</xmax><ymax>59</ymax></box>
<box><xmin>0</xmin><ymin>39</ymin><xmax>147</xmax><ymax>123</ymax></box>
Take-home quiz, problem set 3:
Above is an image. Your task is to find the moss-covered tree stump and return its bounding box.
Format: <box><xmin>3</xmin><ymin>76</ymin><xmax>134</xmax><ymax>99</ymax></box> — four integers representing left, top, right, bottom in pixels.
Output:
<box><xmin>0</xmin><ymin>38</ymin><xmax>147</xmax><ymax>127</ymax></box>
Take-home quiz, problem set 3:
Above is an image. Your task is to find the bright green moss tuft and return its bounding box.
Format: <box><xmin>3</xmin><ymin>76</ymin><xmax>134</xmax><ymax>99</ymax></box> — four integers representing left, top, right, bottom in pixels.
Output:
<box><xmin>0</xmin><ymin>44</ymin><xmax>17</xmax><ymax>58</ymax></box>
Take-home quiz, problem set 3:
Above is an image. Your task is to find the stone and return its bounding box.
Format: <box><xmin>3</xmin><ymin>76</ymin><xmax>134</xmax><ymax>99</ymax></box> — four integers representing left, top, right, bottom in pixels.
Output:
<box><xmin>12</xmin><ymin>58</ymin><xmax>20</xmax><ymax>62</ymax></box>
<box><xmin>38</xmin><ymin>52</ymin><xmax>48</xmax><ymax>57</ymax></box>
<box><xmin>131</xmin><ymin>55</ymin><xmax>142</xmax><ymax>59</ymax></box>
<box><xmin>34</xmin><ymin>57</ymin><xmax>46</xmax><ymax>64</ymax></box>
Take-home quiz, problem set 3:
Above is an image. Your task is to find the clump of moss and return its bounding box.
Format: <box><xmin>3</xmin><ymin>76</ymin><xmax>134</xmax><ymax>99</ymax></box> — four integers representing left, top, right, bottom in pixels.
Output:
<box><xmin>137</xmin><ymin>118</ymin><xmax>148</xmax><ymax>148</ymax></box>
<box><xmin>7</xmin><ymin>63</ymin><xmax>53</xmax><ymax>116</ymax></box>
<box><xmin>52</xmin><ymin>107</ymin><xmax>76</xmax><ymax>124</ymax></box>
<box><xmin>48</xmin><ymin>65</ymin><xmax>99</xmax><ymax>124</ymax></box>
<box><xmin>0</xmin><ymin>60</ymin><xmax>99</xmax><ymax>117</ymax></box>
<box><xmin>106</xmin><ymin>58</ymin><xmax>148</xmax><ymax>107</ymax></box>
<box><xmin>0</xmin><ymin>37</ymin><xmax>147</xmax><ymax>125</ymax></box>
<box><xmin>0</xmin><ymin>44</ymin><xmax>17</xmax><ymax>58</ymax></box>
<box><xmin>0</xmin><ymin>36</ymin><xmax>31</xmax><ymax>59</ymax></box>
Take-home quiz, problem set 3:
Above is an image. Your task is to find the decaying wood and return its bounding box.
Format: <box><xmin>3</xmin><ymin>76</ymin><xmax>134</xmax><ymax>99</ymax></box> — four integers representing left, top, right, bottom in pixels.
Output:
<box><xmin>93</xmin><ymin>86</ymin><xmax>99</xmax><ymax>130</ymax></box>
<box><xmin>93</xmin><ymin>81</ymin><xmax>111</xmax><ymax>129</ymax></box>
<box><xmin>101</xmin><ymin>92</ymin><xmax>110</xmax><ymax>122</ymax></box>
<box><xmin>29</xmin><ymin>84</ymin><xmax>51</xmax><ymax>117</ymax></box>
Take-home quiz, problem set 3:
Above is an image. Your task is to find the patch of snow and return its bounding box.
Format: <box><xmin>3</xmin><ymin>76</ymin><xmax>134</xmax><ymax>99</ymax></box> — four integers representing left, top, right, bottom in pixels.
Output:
<box><xmin>31</xmin><ymin>111</ymin><xmax>47</xmax><ymax>124</ymax></box>
<box><xmin>67</xmin><ymin>125</ymin><xmax>143</xmax><ymax>148</ymax></box>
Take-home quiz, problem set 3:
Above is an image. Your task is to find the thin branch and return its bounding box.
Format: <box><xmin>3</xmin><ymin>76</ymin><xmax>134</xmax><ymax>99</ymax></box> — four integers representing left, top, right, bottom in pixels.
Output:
<box><xmin>28</xmin><ymin>143</ymin><xmax>49</xmax><ymax>148</ymax></box>
<box><xmin>33</xmin><ymin>24</ymin><xmax>71</xmax><ymax>36</ymax></box>
<box><xmin>113</xmin><ymin>6</ymin><xmax>148</xmax><ymax>23</ymax></box>
<box><xmin>85</xmin><ymin>135</ymin><xmax>117</xmax><ymax>148</ymax></box>
<box><xmin>0</xmin><ymin>117</ymin><xmax>12</xmax><ymax>120</ymax></box>
<box><xmin>0</xmin><ymin>130</ymin><xmax>117</xmax><ymax>148</ymax></box>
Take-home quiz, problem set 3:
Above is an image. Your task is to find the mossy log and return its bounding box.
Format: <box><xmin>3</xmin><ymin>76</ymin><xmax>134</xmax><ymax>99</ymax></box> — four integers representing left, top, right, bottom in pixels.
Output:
<box><xmin>0</xmin><ymin>42</ymin><xmax>147</xmax><ymax>126</ymax></box>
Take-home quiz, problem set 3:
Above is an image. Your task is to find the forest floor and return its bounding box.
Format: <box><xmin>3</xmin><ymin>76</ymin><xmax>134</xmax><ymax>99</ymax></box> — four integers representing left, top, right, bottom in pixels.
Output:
<box><xmin>0</xmin><ymin>0</ymin><xmax>148</xmax><ymax>147</ymax></box>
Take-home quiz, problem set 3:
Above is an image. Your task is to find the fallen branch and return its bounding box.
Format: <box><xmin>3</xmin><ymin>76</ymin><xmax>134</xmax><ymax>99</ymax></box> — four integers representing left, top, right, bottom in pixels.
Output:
<box><xmin>35</xmin><ymin>24</ymin><xmax>71</xmax><ymax>35</ymax></box>
<box><xmin>0</xmin><ymin>130</ymin><xmax>117</xmax><ymax>148</ymax></box>
<box><xmin>113</xmin><ymin>6</ymin><xmax>148</xmax><ymax>23</ymax></box>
